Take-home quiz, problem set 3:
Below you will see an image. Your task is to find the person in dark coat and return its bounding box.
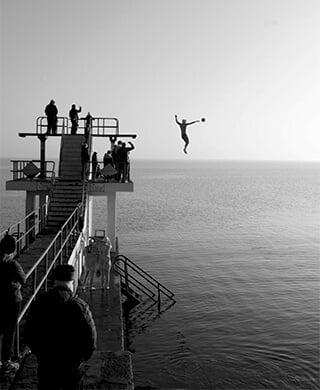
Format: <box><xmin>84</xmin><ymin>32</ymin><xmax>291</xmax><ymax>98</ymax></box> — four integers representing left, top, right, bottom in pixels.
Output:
<box><xmin>117</xmin><ymin>141</ymin><xmax>135</xmax><ymax>182</ymax></box>
<box><xmin>81</xmin><ymin>142</ymin><xmax>90</xmax><ymax>179</ymax></box>
<box><xmin>45</xmin><ymin>100</ymin><xmax>58</xmax><ymax>134</ymax></box>
<box><xmin>103</xmin><ymin>150</ymin><xmax>113</xmax><ymax>167</ymax></box>
<box><xmin>0</xmin><ymin>233</ymin><xmax>26</xmax><ymax>374</ymax></box>
<box><xmin>82</xmin><ymin>112</ymin><xmax>94</xmax><ymax>141</ymax></box>
<box><xmin>69</xmin><ymin>104</ymin><xmax>82</xmax><ymax>135</ymax></box>
<box><xmin>91</xmin><ymin>152</ymin><xmax>98</xmax><ymax>180</ymax></box>
<box><xmin>24</xmin><ymin>264</ymin><xmax>96</xmax><ymax>390</ymax></box>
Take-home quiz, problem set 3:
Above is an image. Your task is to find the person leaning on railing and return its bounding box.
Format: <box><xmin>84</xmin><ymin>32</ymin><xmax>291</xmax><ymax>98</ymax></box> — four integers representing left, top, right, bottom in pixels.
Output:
<box><xmin>0</xmin><ymin>233</ymin><xmax>26</xmax><ymax>375</ymax></box>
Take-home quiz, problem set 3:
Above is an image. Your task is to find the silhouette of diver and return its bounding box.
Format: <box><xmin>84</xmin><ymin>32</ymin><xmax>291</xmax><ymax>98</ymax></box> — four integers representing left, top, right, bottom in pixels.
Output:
<box><xmin>175</xmin><ymin>115</ymin><xmax>200</xmax><ymax>154</ymax></box>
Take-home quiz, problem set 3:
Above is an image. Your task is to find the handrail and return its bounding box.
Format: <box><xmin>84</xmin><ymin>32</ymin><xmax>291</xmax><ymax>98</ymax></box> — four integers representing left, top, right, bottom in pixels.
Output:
<box><xmin>35</xmin><ymin>116</ymin><xmax>119</xmax><ymax>136</ymax></box>
<box><xmin>114</xmin><ymin>255</ymin><xmax>175</xmax><ymax>304</ymax></box>
<box><xmin>89</xmin><ymin>117</ymin><xmax>119</xmax><ymax>136</ymax></box>
<box><xmin>36</xmin><ymin>116</ymin><xmax>69</xmax><ymax>135</ymax></box>
<box><xmin>10</xmin><ymin>160</ymin><xmax>55</xmax><ymax>181</ymax></box>
<box><xmin>116</xmin><ymin>266</ymin><xmax>156</xmax><ymax>299</ymax></box>
<box><xmin>15</xmin><ymin>202</ymin><xmax>83</xmax><ymax>356</ymax></box>
<box><xmin>0</xmin><ymin>201</ymin><xmax>49</xmax><ymax>257</ymax></box>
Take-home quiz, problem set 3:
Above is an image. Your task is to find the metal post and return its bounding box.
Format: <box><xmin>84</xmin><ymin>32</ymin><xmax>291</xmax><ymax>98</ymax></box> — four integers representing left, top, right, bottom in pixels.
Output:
<box><xmin>87</xmin><ymin>196</ymin><xmax>93</xmax><ymax>237</ymax></box>
<box><xmin>157</xmin><ymin>282</ymin><xmax>161</xmax><ymax>313</ymax></box>
<box><xmin>17</xmin><ymin>224</ymin><xmax>21</xmax><ymax>257</ymax></box>
<box><xmin>124</xmin><ymin>259</ymin><xmax>129</xmax><ymax>295</ymax></box>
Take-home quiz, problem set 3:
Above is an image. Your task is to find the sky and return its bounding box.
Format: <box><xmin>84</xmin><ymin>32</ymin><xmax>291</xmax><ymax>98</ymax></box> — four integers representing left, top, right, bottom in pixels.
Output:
<box><xmin>1</xmin><ymin>0</ymin><xmax>320</xmax><ymax>161</ymax></box>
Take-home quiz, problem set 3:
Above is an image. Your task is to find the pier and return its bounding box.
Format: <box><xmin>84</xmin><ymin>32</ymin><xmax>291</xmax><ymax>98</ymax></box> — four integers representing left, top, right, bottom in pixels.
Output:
<box><xmin>1</xmin><ymin>115</ymin><xmax>175</xmax><ymax>389</ymax></box>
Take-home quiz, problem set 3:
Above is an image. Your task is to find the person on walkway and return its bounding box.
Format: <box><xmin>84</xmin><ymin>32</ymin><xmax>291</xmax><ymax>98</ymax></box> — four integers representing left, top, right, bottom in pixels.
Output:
<box><xmin>91</xmin><ymin>152</ymin><xmax>98</xmax><ymax>180</ymax></box>
<box><xmin>0</xmin><ymin>233</ymin><xmax>26</xmax><ymax>374</ymax></box>
<box><xmin>45</xmin><ymin>100</ymin><xmax>58</xmax><ymax>134</ymax></box>
<box><xmin>69</xmin><ymin>104</ymin><xmax>82</xmax><ymax>135</ymax></box>
<box><xmin>81</xmin><ymin>142</ymin><xmax>90</xmax><ymax>179</ymax></box>
<box><xmin>117</xmin><ymin>141</ymin><xmax>135</xmax><ymax>182</ymax></box>
<box><xmin>175</xmin><ymin>114</ymin><xmax>200</xmax><ymax>154</ymax></box>
<box><xmin>24</xmin><ymin>264</ymin><xmax>97</xmax><ymax>390</ymax></box>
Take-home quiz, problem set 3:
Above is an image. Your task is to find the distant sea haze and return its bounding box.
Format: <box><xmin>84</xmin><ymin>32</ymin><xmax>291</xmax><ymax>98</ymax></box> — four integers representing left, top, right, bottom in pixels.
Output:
<box><xmin>1</xmin><ymin>159</ymin><xmax>320</xmax><ymax>389</ymax></box>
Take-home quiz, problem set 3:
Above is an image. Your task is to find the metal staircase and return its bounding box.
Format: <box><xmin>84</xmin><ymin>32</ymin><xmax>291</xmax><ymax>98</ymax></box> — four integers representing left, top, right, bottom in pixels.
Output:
<box><xmin>46</xmin><ymin>135</ymin><xmax>88</xmax><ymax>232</ymax></box>
<box><xmin>59</xmin><ymin>134</ymin><xmax>85</xmax><ymax>180</ymax></box>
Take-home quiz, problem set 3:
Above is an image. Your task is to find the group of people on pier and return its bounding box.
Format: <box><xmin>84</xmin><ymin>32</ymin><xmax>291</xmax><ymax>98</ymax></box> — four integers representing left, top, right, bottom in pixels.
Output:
<box><xmin>90</xmin><ymin>140</ymin><xmax>135</xmax><ymax>183</ymax></box>
<box><xmin>0</xmin><ymin>233</ymin><xmax>97</xmax><ymax>389</ymax></box>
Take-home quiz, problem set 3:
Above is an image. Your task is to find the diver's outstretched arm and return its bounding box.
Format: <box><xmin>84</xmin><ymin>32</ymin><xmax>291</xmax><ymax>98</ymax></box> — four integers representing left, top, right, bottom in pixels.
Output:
<box><xmin>186</xmin><ymin>119</ymin><xmax>200</xmax><ymax>126</ymax></box>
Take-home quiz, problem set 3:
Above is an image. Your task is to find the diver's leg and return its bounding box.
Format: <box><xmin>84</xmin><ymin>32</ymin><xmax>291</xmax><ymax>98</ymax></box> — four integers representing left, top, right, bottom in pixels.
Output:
<box><xmin>182</xmin><ymin>134</ymin><xmax>189</xmax><ymax>154</ymax></box>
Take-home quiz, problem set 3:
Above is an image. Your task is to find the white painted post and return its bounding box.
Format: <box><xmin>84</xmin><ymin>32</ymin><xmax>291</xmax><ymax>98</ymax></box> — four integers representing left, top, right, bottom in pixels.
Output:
<box><xmin>87</xmin><ymin>196</ymin><xmax>93</xmax><ymax>238</ymax></box>
<box><xmin>25</xmin><ymin>191</ymin><xmax>36</xmax><ymax>245</ymax></box>
<box><xmin>107</xmin><ymin>192</ymin><xmax>116</xmax><ymax>249</ymax></box>
<box><xmin>25</xmin><ymin>191</ymin><xmax>36</xmax><ymax>216</ymax></box>
<box><xmin>39</xmin><ymin>193</ymin><xmax>47</xmax><ymax>231</ymax></box>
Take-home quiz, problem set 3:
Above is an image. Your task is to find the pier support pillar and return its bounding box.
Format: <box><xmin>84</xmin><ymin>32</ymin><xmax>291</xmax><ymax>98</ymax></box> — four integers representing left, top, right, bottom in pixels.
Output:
<box><xmin>107</xmin><ymin>192</ymin><xmax>116</xmax><ymax>248</ymax></box>
<box><xmin>25</xmin><ymin>192</ymin><xmax>36</xmax><ymax>216</ymax></box>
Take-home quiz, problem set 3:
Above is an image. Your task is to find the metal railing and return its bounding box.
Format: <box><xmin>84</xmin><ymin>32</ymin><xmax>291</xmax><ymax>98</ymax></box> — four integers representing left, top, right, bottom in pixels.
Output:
<box><xmin>36</xmin><ymin>116</ymin><xmax>69</xmax><ymax>135</ymax></box>
<box><xmin>35</xmin><ymin>116</ymin><xmax>119</xmax><ymax>136</ymax></box>
<box><xmin>88</xmin><ymin>117</ymin><xmax>119</xmax><ymax>136</ymax></box>
<box><xmin>11</xmin><ymin>160</ymin><xmax>56</xmax><ymax>181</ymax></box>
<box><xmin>15</xmin><ymin>203</ymin><xmax>84</xmax><ymax>356</ymax></box>
<box><xmin>114</xmin><ymin>255</ymin><xmax>176</xmax><ymax>306</ymax></box>
<box><xmin>0</xmin><ymin>201</ymin><xmax>49</xmax><ymax>257</ymax></box>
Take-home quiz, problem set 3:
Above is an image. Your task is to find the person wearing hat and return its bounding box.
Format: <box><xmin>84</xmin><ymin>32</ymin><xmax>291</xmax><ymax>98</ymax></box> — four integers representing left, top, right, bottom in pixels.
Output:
<box><xmin>0</xmin><ymin>233</ymin><xmax>26</xmax><ymax>374</ymax></box>
<box><xmin>24</xmin><ymin>264</ymin><xmax>96</xmax><ymax>390</ymax></box>
<box><xmin>45</xmin><ymin>100</ymin><xmax>58</xmax><ymax>135</ymax></box>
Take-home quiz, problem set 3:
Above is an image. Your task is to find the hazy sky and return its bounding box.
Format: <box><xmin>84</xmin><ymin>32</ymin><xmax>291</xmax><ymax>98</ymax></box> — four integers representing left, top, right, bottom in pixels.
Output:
<box><xmin>1</xmin><ymin>0</ymin><xmax>320</xmax><ymax>160</ymax></box>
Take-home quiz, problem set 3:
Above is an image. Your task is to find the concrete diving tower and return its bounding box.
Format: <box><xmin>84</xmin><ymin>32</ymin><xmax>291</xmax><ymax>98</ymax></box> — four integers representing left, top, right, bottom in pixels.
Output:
<box><xmin>6</xmin><ymin>115</ymin><xmax>137</xmax><ymax>249</ymax></box>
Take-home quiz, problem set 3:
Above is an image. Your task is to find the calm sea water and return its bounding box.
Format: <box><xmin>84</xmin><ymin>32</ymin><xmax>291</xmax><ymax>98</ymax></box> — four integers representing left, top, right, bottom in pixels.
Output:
<box><xmin>1</xmin><ymin>159</ymin><xmax>319</xmax><ymax>389</ymax></box>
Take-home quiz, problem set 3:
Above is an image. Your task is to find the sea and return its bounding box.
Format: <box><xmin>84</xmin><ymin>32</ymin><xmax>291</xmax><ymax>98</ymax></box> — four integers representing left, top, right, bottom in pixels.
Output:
<box><xmin>1</xmin><ymin>158</ymin><xmax>319</xmax><ymax>389</ymax></box>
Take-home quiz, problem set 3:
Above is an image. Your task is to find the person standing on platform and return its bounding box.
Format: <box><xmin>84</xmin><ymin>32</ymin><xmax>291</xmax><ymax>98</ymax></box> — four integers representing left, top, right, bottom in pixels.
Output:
<box><xmin>24</xmin><ymin>264</ymin><xmax>96</xmax><ymax>390</ymax></box>
<box><xmin>0</xmin><ymin>233</ymin><xmax>26</xmax><ymax>374</ymax></box>
<box><xmin>69</xmin><ymin>104</ymin><xmax>82</xmax><ymax>135</ymax></box>
<box><xmin>81</xmin><ymin>142</ymin><xmax>89</xmax><ymax>180</ymax></box>
<box><xmin>91</xmin><ymin>152</ymin><xmax>98</xmax><ymax>180</ymax></box>
<box><xmin>111</xmin><ymin>140</ymin><xmax>122</xmax><ymax>181</ymax></box>
<box><xmin>45</xmin><ymin>100</ymin><xmax>58</xmax><ymax>134</ymax></box>
<box><xmin>82</xmin><ymin>112</ymin><xmax>94</xmax><ymax>141</ymax></box>
<box><xmin>117</xmin><ymin>141</ymin><xmax>135</xmax><ymax>182</ymax></box>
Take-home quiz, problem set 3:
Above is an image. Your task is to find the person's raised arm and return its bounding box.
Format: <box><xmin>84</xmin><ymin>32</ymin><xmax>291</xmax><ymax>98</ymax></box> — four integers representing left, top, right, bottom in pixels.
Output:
<box><xmin>175</xmin><ymin>114</ymin><xmax>181</xmax><ymax>125</ymax></box>
<box><xmin>128</xmin><ymin>141</ymin><xmax>135</xmax><ymax>150</ymax></box>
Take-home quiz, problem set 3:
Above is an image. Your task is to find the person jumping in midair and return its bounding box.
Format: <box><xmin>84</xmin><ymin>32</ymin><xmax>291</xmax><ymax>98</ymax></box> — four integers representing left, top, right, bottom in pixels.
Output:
<box><xmin>175</xmin><ymin>115</ymin><xmax>200</xmax><ymax>154</ymax></box>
